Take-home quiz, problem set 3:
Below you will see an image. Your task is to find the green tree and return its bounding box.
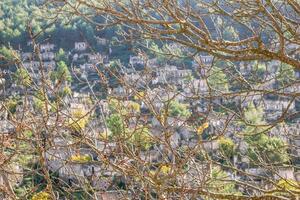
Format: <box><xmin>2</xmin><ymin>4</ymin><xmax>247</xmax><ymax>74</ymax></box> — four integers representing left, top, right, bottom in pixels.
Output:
<box><xmin>106</xmin><ymin>113</ymin><xmax>124</xmax><ymax>136</ymax></box>
<box><xmin>51</xmin><ymin>61</ymin><xmax>72</xmax><ymax>83</ymax></box>
<box><xmin>208</xmin><ymin>66</ymin><xmax>229</xmax><ymax>92</ymax></box>
<box><xmin>247</xmin><ymin>135</ymin><xmax>289</xmax><ymax>165</ymax></box>
<box><xmin>241</xmin><ymin>103</ymin><xmax>289</xmax><ymax>165</ymax></box>
<box><xmin>129</xmin><ymin>126</ymin><xmax>153</xmax><ymax>150</ymax></box>
<box><xmin>218</xmin><ymin>137</ymin><xmax>236</xmax><ymax>159</ymax></box>
<box><xmin>0</xmin><ymin>46</ymin><xmax>15</xmax><ymax>61</ymax></box>
<box><xmin>56</xmin><ymin>48</ymin><xmax>68</xmax><ymax>63</ymax></box>
<box><xmin>56</xmin><ymin>85</ymin><xmax>72</xmax><ymax>98</ymax></box>
<box><xmin>5</xmin><ymin>97</ymin><xmax>19</xmax><ymax>114</ymax></box>
<box><xmin>168</xmin><ymin>100</ymin><xmax>191</xmax><ymax>118</ymax></box>
<box><xmin>276</xmin><ymin>63</ymin><xmax>295</xmax><ymax>86</ymax></box>
<box><xmin>62</xmin><ymin>86</ymin><xmax>72</xmax><ymax>97</ymax></box>
<box><xmin>14</xmin><ymin>68</ymin><xmax>32</xmax><ymax>87</ymax></box>
<box><xmin>33</xmin><ymin>89</ymin><xmax>47</xmax><ymax>112</ymax></box>
<box><xmin>204</xmin><ymin>166</ymin><xmax>241</xmax><ymax>199</ymax></box>
<box><xmin>68</xmin><ymin>108</ymin><xmax>89</xmax><ymax>132</ymax></box>
<box><xmin>33</xmin><ymin>97</ymin><xmax>44</xmax><ymax>112</ymax></box>
<box><xmin>244</xmin><ymin>103</ymin><xmax>263</xmax><ymax>123</ymax></box>
<box><xmin>149</xmin><ymin>42</ymin><xmax>186</xmax><ymax>65</ymax></box>
<box><xmin>252</xmin><ymin>61</ymin><xmax>267</xmax><ymax>81</ymax></box>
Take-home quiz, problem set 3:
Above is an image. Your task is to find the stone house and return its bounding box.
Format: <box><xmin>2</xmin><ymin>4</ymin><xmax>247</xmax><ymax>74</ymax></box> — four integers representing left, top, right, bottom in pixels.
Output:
<box><xmin>75</xmin><ymin>42</ymin><xmax>88</xmax><ymax>51</ymax></box>
<box><xmin>88</xmin><ymin>53</ymin><xmax>106</xmax><ymax>64</ymax></box>
<box><xmin>0</xmin><ymin>120</ymin><xmax>15</xmax><ymax>134</ymax></box>
<box><xmin>27</xmin><ymin>40</ymin><xmax>33</xmax><ymax>46</ymax></box>
<box><xmin>23</xmin><ymin>61</ymin><xmax>40</xmax><ymax>69</ymax></box>
<box><xmin>192</xmin><ymin>55</ymin><xmax>214</xmax><ymax>70</ymax></box>
<box><xmin>152</xmin><ymin>65</ymin><xmax>192</xmax><ymax>85</ymax></box>
<box><xmin>199</xmin><ymin>55</ymin><xmax>213</xmax><ymax>66</ymax></box>
<box><xmin>109</xmin><ymin>86</ymin><xmax>133</xmax><ymax>97</ymax></box>
<box><xmin>262</xmin><ymin>99</ymin><xmax>295</xmax><ymax>120</ymax></box>
<box><xmin>43</xmin><ymin>61</ymin><xmax>56</xmax><ymax>70</ymax></box>
<box><xmin>146</xmin><ymin>58</ymin><xmax>159</xmax><ymax>67</ymax></box>
<box><xmin>274</xmin><ymin>167</ymin><xmax>295</xmax><ymax>181</ymax></box>
<box><xmin>140</xmin><ymin>149</ymin><xmax>163</xmax><ymax>163</ymax></box>
<box><xmin>129</xmin><ymin>55</ymin><xmax>145</xmax><ymax>66</ymax></box>
<box><xmin>73</xmin><ymin>53</ymin><xmax>79</xmax><ymax>61</ymax></box>
<box><xmin>192</xmin><ymin>55</ymin><xmax>213</xmax><ymax>75</ymax></box>
<box><xmin>41</xmin><ymin>51</ymin><xmax>55</xmax><ymax>61</ymax></box>
<box><xmin>40</xmin><ymin>43</ymin><xmax>55</xmax><ymax>52</ymax></box>
<box><xmin>80</xmin><ymin>63</ymin><xmax>94</xmax><ymax>72</ymax></box>
<box><xmin>21</xmin><ymin>52</ymin><xmax>33</xmax><ymax>61</ymax></box>
<box><xmin>123</xmin><ymin>72</ymin><xmax>152</xmax><ymax>88</ymax></box>
<box><xmin>0</xmin><ymin>162</ymin><xmax>23</xmax><ymax>198</ymax></box>
<box><xmin>95</xmin><ymin>37</ymin><xmax>108</xmax><ymax>45</ymax></box>
<box><xmin>96</xmin><ymin>191</ymin><xmax>132</xmax><ymax>200</ymax></box>
<box><xmin>22</xmin><ymin>61</ymin><xmax>55</xmax><ymax>81</ymax></box>
<box><xmin>202</xmin><ymin>140</ymin><xmax>219</xmax><ymax>152</ymax></box>
<box><xmin>243</xmin><ymin>168</ymin><xmax>273</xmax><ymax>190</ymax></box>
<box><xmin>183</xmin><ymin>79</ymin><xmax>208</xmax><ymax>97</ymax></box>
<box><xmin>72</xmin><ymin>92</ymin><xmax>91</xmax><ymax>104</ymax></box>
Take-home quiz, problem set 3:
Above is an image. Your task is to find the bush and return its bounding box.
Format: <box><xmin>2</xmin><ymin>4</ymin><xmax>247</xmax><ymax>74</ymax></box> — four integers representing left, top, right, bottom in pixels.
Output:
<box><xmin>128</xmin><ymin>126</ymin><xmax>153</xmax><ymax>150</ymax></box>
<box><xmin>169</xmin><ymin>100</ymin><xmax>190</xmax><ymax>118</ymax></box>
<box><xmin>14</xmin><ymin>68</ymin><xmax>32</xmax><ymax>87</ymax></box>
<box><xmin>247</xmin><ymin>136</ymin><xmax>289</xmax><ymax>165</ymax></box>
<box><xmin>218</xmin><ymin>137</ymin><xmax>236</xmax><ymax>158</ymax></box>
<box><xmin>6</xmin><ymin>97</ymin><xmax>19</xmax><ymax>114</ymax></box>
<box><xmin>106</xmin><ymin>113</ymin><xmax>124</xmax><ymax>136</ymax></box>
<box><xmin>68</xmin><ymin>108</ymin><xmax>90</xmax><ymax>131</ymax></box>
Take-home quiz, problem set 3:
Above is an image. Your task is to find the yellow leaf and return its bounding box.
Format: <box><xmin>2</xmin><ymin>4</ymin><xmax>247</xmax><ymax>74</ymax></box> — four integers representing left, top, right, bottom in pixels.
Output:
<box><xmin>134</xmin><ymin>91</ymin><xmax>145</xmax><ymax>100</ymax></box>
<box><xmin>197</xmin><ymin>122</ymin><xmax>209</xmax><ymax>134</ymax></box>
<box><xmin>99</xmin><ymin>130</ymin><xmax>111</xmax><ymax>140</ymax></box>
<box><xmin>160</xmin><ymin>165</ymin><xmax>171</xmax><ymax>174</ymax></box>
<box><xmin>68</xmin><ymin>108</ymin><xmax>89</xmax><ymax>131</ymax></box>
<box><xmin>70</xmin><ymin>154</ymin><xmax>92</xmax><ymax>163</ymax></box>
<box><xmin>149</xmin><ymin>170</ymin><xmax>156</xmax><ymax>177</ymax></box>
<box><xmin>276</xmin><ymin>179</ymin><xmax>300</xmax><ymax>192</ymax></box>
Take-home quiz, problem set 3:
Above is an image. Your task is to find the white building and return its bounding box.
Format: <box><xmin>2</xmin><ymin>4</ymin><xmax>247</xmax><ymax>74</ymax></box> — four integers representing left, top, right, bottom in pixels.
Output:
<box><xmin>41</xmin><ymin>52</ymin><xmax>55</xmax><ymax>60</ymax></box>
<box><xmin>23</xmin><ymin>61</ymin><xmax>55</xmax><ymax>73</ymax></box>
<box><xmin>200</xmin><ymin>55</ymin><xmax>213</xmax><ymax>66</ymax></box>
<box><xmin>73</xmin><ymin>53</ymin><xmax>79</xmax><ymax>61</ymax></box>
<box><xmin>75</xmin><ymin>42</ymin><xmax>87</xmax><ymax>51</ymax></box>
<box><xmin>21</xmin><ymin>52</ymin><xmax>33</xmax><ymax>61</ymax></box>
<box><xmin>152</xmin><ymin>65</ymin><xmax>192</xmax><ymax>85</ymax></box>
<box><xmin>193</xmin><ymin>55</ymin><xmax>213</xmax><ymax>72</ymax></box>
<box><xmin>129</xmin><ymin>55</ymin><xmax>145</xmax><ymax>66</ymax></box>
<box><xmin>184</xmin><ymin>79</ymin><xmax>208</xmax><ymax>96</ymax></box>
<box><xmin>95</xmin><ymin>36</ymin><xmax>108</xmax><ymax>45</ymax></box>
<box><xmin>40</xmin><ymin>43</ymin><xmax>55</xmax><ymax>52</ymax></box>
<box><xmin>88</xmin><ymin>53</ymin><xmax>105</xmax><ymax>63</ymax></box>
<box><xmin>80</xmin><ymin>63</ymin><xmax>94</xmax><ymax>71</ymax></box>
<box><xmin>262</xmin><ymin>99</ymin><xmax>295</xmax><ymax>112</ymax></box>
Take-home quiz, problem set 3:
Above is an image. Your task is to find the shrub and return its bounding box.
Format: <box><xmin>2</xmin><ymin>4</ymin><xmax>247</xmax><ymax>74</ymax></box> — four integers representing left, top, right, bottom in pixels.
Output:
<box><xmin>218</xmin><ymin>137</ymin><xmax>236</xmax><ymax>158</ymax></box>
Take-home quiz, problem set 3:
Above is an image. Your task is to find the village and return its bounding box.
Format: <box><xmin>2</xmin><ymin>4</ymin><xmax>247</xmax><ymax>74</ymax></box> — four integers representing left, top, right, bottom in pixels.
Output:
<box><xmin>0</xmin><ymin>38</ymin><xmax>300</xmax><ymax>199</ymax></box>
